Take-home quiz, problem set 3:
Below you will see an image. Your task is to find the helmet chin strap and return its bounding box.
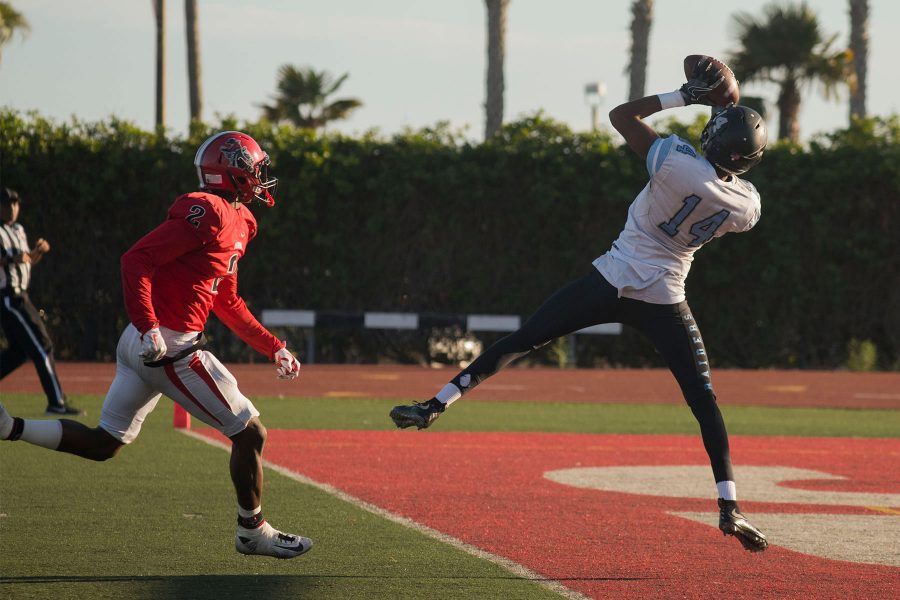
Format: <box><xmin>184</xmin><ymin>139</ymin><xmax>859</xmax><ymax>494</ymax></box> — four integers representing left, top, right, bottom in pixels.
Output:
<box><xmin>256</xmin><ymin>188</ymin><xmax>275</xmax><ymax>207</ymax></box>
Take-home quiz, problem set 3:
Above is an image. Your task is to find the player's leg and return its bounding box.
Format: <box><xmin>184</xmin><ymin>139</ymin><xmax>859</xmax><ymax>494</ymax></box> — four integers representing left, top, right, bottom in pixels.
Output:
<box><xmin>626</xmin><ymin>299</ymin><xmax>767</xmax><ymax>551</ymax></box>
<box><xmin>625</xmin><ymin>300</ymin><xmax>731</xmax><ymax>480</ymax></box>
<box><xmin>1</xmin><ymin>396</ymin><xmax>119</xmax><ymax>461</ymax></box>
<box><xmin>226</xmin><ymin>415</ymin><xmax>311</xmax><ymax>559</ymax></box>
<box><xmin>229</xmin><ymin>416</ymin><xmax>266</xmax><ymax>511</ymax></box>
<box><xmin>1</xmin><ymin>327</ymin><xmax>158</xmax><ymax>461</ymax></box>
<box><xmin>391</xmin><ymin>270</ymin><xmax>620</xmax><ymax>429</ymax></box>
<box><xmin>152</xmin><ymin>349</ymin><xmax>312</xmax><ymax>559</ymax></box>
<box><xmin>1</xmin><ymin>397</ymin><xmax>124</xmax><ymax>460</ymax></box>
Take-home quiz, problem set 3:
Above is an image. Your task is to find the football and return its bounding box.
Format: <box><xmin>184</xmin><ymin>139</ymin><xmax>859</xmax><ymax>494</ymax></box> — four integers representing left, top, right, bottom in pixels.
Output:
<box><xmin>683</xmin><ymin>55</ymin><xmax>740</xmax><ymax>107</ymax></box>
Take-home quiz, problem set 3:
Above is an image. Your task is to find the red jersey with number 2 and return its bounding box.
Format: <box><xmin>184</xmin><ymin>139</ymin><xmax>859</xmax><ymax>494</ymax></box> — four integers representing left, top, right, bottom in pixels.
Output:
<box><xmin>121</xmin><ymin>192</ymin><xmax>283</xmax><ymax>360</ymax></box>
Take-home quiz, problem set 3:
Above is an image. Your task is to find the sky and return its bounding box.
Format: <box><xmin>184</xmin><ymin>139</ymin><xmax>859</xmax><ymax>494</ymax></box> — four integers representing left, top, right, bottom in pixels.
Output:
<box><xmin>2</xmin><ymin>0</ymin><xmax>898</xmax><ymax>142</ymax></box>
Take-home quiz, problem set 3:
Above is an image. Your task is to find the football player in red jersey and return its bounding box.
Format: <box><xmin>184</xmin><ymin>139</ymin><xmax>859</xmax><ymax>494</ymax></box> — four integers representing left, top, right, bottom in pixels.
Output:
<box><xmin>0</xmin><ymin>132</ymin><xmax>311</xmax><ymax>559</ymax></box>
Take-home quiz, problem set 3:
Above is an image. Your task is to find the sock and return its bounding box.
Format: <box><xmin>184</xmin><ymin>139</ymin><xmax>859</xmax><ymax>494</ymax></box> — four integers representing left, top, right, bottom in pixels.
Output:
<box><xmin>238</xmin><ymin>505</ymin><xmax>264</xmax><ymax>529</ymax></box>
<box><xmin>716</xmin><ymin>480</ymin><xmax>737</xmax><ymax>501</ymax></box>
<box><xmin>435</xmin><ymin>383</ymin><xmax>462</xmax><ymax>406</ymax></box>
<box><xmin>18</xmin><ymin>420</ymin><xmax>63</xmax><ymax>449</ymax></box>
<box><xmin>7</xmin><ymin>417</ymin><xmax>25</xmax><ymax>441</ymax></box>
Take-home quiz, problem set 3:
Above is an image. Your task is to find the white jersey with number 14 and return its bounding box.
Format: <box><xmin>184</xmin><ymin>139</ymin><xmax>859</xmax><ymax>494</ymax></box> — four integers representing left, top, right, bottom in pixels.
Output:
<box><xmin>593</xmin><ymin>135</ymin><xmax>761</xmax><ymax>304</ymax></box>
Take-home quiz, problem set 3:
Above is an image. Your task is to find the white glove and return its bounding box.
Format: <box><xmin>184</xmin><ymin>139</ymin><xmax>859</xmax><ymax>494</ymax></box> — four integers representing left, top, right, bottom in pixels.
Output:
<box><xmin>274</xmin><ymin>346</ymin><xmax>300</xmax><ymax>380</ymax></box>
<box><xmin>139</xmin><ymin>327</ymin><xmax>167</xmax><ymax>362</ymax></box>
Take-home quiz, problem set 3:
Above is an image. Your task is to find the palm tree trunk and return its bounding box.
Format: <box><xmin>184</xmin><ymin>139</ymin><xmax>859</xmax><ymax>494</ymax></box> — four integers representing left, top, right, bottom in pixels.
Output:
<box><xmin>153</xmin><ymin>0</ymin><xmax>166</xmax><ymax>129</ymax></box>
<box><xmin>627</xmin><ymin>0</ymin><xmax>654</xmax><ymax>101</ymax></box>
<box><xmin>484</xmin><ymin>0</ymin><xmax>509</xmax><ymax>140</ymax></box>
<box><xmin>848</xmin><ymin>0</ymin><xmax>869</xmax><ymax>120</ymax></box>
<box><xmin>185</xmin><ymin>0</ymin><xmax>203</xmax><ymax>124</ymax></box>
<box><xmin>777</xmin><ymin>79</ymin><xmax>801</xmax><ymax>142</ymax></box>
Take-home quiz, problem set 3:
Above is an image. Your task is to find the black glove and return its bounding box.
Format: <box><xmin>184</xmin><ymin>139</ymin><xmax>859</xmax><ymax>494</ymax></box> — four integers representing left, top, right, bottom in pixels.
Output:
<box><xmin>679</xmin><ymin>58</ymin><xmax>725</xmax><ymax>106</ymax></box>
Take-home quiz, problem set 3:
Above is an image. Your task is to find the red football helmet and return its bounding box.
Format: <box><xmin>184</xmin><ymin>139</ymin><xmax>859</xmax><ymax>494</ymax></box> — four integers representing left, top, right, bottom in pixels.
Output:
<box><xmin>194</xmin><ymin>131</ymin><xmax>277</xmax><ymax>206</ymax></box>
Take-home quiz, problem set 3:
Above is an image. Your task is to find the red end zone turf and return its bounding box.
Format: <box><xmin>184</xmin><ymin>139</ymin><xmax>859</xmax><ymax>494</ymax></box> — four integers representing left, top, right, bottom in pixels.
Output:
<box><xmin>197</xmin><ymin>429</ymin><xmax>900</xmax><ymax>599</ymax></box>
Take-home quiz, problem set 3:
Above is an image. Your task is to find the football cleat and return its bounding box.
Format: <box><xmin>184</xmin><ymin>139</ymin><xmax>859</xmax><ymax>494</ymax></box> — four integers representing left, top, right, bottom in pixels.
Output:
<box><xmin>235</xmin><ymin>521</ymin><xmax>313</xmax><ymax>559</ymax></box>
<box><xmin>718</xmin><ymin>498</ymin><xmax>768</xmax><ymax>552</ymax></box>
<box><xmin>389</xmin><ymin>398</ymin><xmax>445</xmax><ymax>430</ymax></box>
<box><xmin>45</xmin><ymin>404</ymin><xmax>86</xmax><ymax>417</ymax></box>
<box><xmin>0</xmin><ymin>401</ymin><xmax>14</xmax><ymax>440</ymax></box>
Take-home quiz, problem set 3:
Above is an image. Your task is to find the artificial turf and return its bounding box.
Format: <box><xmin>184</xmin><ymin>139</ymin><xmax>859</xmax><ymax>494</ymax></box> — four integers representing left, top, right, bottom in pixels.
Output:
<box><xmin>0</xmin><ymin>395</ymin><xmax>562</xmax><ymax>600</ymax></box>
<box><xmin>1</xmin><ymin>393</ymin><xmax>896</xmax><ymax>600</ymax></box>
<box><xmin>232</xmin><ymin>395</ymin><xmax>896</xmax><ymax>438</ymax></box>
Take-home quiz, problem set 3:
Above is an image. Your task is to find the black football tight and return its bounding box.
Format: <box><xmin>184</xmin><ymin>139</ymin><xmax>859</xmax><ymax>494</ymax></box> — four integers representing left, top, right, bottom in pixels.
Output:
<box><xmin>448</xmin><ymin>270</ymin><xmax>734</xmax><ymax>483</ymax></box>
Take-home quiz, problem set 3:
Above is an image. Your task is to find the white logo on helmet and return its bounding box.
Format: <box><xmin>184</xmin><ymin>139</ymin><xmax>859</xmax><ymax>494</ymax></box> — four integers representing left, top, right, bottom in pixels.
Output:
<box><xmin>710</xmin><ymin>114</ymin><xmax>728</xmax><ymax>135</ymax></box>
<box><xmin>204</xmin><ymin>174</ymin><xmax>223</xmax><ymax>184</ymax></box>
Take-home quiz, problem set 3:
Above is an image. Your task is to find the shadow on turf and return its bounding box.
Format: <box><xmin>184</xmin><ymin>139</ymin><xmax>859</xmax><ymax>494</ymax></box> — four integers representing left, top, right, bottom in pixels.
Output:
<box><xmin>3</xmin><ymin>575</ymin><xmax>654</xmax><ymax>581</ymax></box>
<box><xmin>1</xmin><ymin>573</ymin><xmax>656</xmax><ymax>593</ymax></box>
<box><xmin>2</xmin><ymin>575</ymin><xmax>654</xmax><ymax>583</ymax></box>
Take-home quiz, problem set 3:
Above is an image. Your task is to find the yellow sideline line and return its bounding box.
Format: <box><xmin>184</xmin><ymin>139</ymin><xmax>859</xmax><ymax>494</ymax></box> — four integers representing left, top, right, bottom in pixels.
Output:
<box><xmin>865</xmin><ymin>506</ymin><xmax>900</xmax><ymax>515</ymax></box>
<box><xmin>762</xmin><ymin>385</ymin><xmax>808</xmax><ymax>393</ymax></box>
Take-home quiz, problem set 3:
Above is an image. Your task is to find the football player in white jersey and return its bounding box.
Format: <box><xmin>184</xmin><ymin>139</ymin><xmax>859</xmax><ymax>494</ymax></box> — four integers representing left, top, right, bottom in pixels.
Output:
<box><xmin>391</xmin><ymin>59</ymin><xmax>769</xmax><ymax>552</ymax></box>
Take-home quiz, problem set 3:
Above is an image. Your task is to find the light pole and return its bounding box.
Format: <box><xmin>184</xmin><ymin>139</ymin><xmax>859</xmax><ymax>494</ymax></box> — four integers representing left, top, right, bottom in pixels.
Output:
<box><xmin>584</xmin><ymin>82</ymin><xmax>607</xmax><ymax>131</ymax></box>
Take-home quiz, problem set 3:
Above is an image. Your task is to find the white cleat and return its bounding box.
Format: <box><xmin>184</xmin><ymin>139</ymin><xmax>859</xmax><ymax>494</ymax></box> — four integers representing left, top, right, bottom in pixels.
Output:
<box><xmin>0</xmin><ymin>401</ymin><xmax>14</xmax><ymax>440</ymax></box>
<box><xmin>235</xmin><ymin>521</ymin><xmax>313</xmax><ymax>559</ymax></box>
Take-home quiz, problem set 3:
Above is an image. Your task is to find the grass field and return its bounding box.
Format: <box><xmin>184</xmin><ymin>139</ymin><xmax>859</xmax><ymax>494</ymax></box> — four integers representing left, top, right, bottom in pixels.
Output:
<box><xmin>1</xmin><ymin>392</ymin><xmax>897</xmax><ymax>600</ymax></box>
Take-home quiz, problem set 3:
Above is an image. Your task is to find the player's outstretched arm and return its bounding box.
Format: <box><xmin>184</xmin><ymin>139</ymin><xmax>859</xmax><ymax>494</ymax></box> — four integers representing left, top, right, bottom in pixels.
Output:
<box><xmin>611</xmin><ymin>57</ymin><xmax>726</xmax><ymax>162</ymax></box>
<box><xmin>608</xmin><ymin>95</ymin><xmax>663</xmax><ymax>161</ymax></box>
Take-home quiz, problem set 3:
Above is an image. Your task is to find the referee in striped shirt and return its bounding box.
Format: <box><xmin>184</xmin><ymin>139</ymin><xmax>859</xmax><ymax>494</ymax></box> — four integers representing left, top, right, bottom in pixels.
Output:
<box><xmin>0</xmin><ymin>188</ymin><xmax>82</xmax><ymax>415</ymax></box>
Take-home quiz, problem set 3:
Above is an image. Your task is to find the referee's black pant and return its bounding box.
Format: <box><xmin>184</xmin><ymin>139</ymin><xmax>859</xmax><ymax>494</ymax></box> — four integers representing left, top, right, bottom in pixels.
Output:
<box><xmin>448</xmin><ymin>269</ymin><xmax>734</xmax><ymax>484</ymax></box>
<box><xmin>0</xmin><ymin>291</ymin><xmax>66</xmax><ymax>409</ymax></box>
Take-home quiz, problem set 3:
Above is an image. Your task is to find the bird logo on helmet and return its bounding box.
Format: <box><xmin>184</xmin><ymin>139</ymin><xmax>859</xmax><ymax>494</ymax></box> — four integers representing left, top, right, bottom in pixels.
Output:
<box><xmin>700</xmin><ymin>106</ymin><xmax>768</xmax><ymax>175</ymax></box>
<box><xmin>194</xmin><ymin>131</ymin><xmax>278</xmax><ymax>206</ymax></box>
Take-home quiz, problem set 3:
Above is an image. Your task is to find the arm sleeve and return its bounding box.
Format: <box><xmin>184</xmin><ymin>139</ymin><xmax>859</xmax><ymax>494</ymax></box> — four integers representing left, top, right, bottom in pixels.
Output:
<box><xmin>212</xmin><ymin>272</ymin><xmax>284</xmax><ymax>360</ymax></box>
<box><xmin>120</xmin><ymin>219</ymin><xmax>204</xmax><ymax>334</ymax></box>
<box><xmin>645</xmin><ymin>136</ymin><xmax>676</xmax><ymax>176</ymax></box>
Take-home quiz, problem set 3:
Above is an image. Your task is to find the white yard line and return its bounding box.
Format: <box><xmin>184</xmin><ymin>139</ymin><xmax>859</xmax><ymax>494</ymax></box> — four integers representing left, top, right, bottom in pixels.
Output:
<box><xmin>180</xmin><ymin>428</ymin><xmax>590</xmax><ymax>600</ymax></box>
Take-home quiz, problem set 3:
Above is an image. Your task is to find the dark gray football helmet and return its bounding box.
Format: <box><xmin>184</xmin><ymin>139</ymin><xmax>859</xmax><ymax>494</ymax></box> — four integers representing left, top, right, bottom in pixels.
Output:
<box><xmin>700</xmin><ymin>106</ymin><xmax>767</xmax><ymax>175</ymax></box>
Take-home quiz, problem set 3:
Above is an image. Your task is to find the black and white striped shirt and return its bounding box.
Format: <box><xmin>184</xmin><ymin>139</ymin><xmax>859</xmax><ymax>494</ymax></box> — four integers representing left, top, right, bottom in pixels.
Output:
<box><xmin>0</xmin><ymin>222</ymin><xmax>31</xmax><ymax>293</ymax></box>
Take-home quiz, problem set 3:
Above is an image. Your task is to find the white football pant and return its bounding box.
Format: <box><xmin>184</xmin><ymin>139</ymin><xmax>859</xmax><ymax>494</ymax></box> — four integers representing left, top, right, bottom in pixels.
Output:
<box><xmin>99</xmin><ymin>324</ymin><xmax>259</xmax><ymax>443</ymax></box>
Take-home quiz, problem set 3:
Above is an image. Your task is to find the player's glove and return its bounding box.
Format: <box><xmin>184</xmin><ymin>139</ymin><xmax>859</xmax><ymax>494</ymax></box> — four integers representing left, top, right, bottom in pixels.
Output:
<box><xmin>139</xmin><ymin>327</ymin><xmax>167</xmax><ymax>362</ymax></box>
<box><xmin>679</xmin><ymin>57</ymin><xmax>725</xmax><ymax>106</ymax></box>
<box><xmin>274</xmin><ymin>346</ymin><xmax>301</xmax><ymax>380</ymax></box>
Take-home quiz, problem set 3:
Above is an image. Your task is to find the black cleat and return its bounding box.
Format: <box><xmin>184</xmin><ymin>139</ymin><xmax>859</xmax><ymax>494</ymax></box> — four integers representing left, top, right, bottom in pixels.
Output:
<box><xmin>45</xmin><ymin>404</ymin><xmax>86</xmax><ymax>417</ymax></box>
<box><xmin>390</xmin><ymin>398</ymin><xmax>445</xmax><ymax>430</ymax></box>
<box><xmin>718</xmin><ymin>498</ymin><xmax>768</xmax><ymax>552</ymax></box>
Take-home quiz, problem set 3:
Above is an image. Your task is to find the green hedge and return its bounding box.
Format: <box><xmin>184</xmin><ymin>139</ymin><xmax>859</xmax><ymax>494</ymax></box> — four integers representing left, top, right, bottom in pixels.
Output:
<box><xmin>1</xmin><ymin>110</ymin><xmax>897</xmax><ymax>369</ymax></box>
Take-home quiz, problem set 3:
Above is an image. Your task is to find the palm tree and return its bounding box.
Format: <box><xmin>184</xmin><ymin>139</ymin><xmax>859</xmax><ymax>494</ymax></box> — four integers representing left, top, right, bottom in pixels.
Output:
<box><xmin>185</xmin><ymin>0</ymin><xmax>203</xmax><ymax>124</ymax></box>
<box><xmin>260</xmin><ymin>65</ymin><xmax>362</xmax><ymax>129</ymax></box>
<box><xmin>848</xmin><ymin>0</ymin><xmax>869</xmax><ymax>121</ymax></box>
<box><xmin>728</xmin><ymin>2</ymin><xmax>850</xmax><ymax>142</ymax></box>
<box><xmin>484</xmin><ymin>0</ymin><xmax>509</xmax><ymax>140</ymax></box>
<box><xmin>626</xmin><ymin>0</ymin><xmax>654</xmax><ymax>101</ymax></box>
<box><xmin>0</xmin><ymin>2</ymin><xmax>30</xmax><ymax>64</ymax></box>
<box><xmin>152</xmin><ymin>0</ymin><xmax>166</xmax><ymax>128</ymax></box>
